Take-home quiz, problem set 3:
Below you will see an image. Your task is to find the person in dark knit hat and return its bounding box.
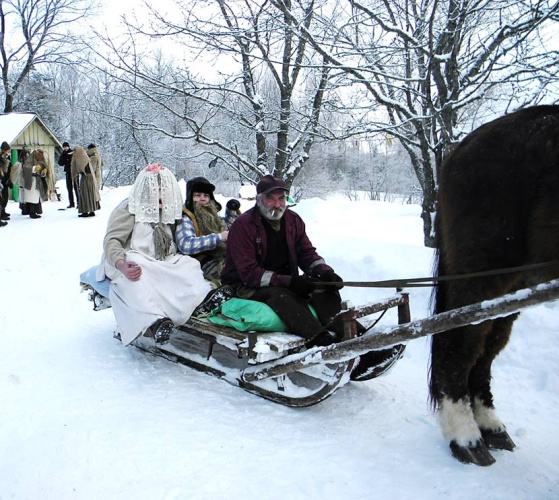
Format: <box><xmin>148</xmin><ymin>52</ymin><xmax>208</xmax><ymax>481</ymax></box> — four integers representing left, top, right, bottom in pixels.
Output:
<box><xmin>220</xmin><ymin>174</ymin><xmax>344</xmax><ymax>347</ymax></box>
<box><xmin>176</xmin><ymin>176</ymin><xmax>241</xmax><ymax>285</ymax></box>
<box><xmin>58</xmin><ymin>142</ymin><xmax>78</xmax><ymax>208</ymax></box>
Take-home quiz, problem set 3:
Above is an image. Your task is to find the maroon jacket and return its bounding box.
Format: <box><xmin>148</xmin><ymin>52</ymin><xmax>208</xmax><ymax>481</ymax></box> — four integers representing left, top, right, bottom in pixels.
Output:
<box><xmin>221</xmin><ymin>206</ymin><xmax>331</xmax><ymax>288</ymax></box>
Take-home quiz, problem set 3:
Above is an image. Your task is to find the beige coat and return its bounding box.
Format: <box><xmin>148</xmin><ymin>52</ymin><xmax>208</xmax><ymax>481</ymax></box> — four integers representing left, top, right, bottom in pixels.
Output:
<box><xmin>71</xmin><ymin>146</ymin><xmax>99</xmax><ymax>214</ymax></box>
<box><xmin>70</xmin><ymin>146</ymin><xmax>91</xmax><ymax>180</ymax></box>
<box><xmin>87</xmin><ymin>146</ymin><xmax>103</xmax><ymax>187</ymax></box>
<box><xmin>101</xmin><ymin>200</ymin><xmax>211</xmax><ymax>345</ymax></box>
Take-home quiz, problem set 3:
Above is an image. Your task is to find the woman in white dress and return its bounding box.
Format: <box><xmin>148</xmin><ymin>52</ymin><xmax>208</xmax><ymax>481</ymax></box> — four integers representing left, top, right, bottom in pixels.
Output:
<box><xmin>99</xmin><ymin>163</ymin><xmax>211</xmax><ymax>346</ymax></box>
<box><xmin>18</xmin><ymin>149</ymin><xmax>55</xmax><ymax>219</ymax></box>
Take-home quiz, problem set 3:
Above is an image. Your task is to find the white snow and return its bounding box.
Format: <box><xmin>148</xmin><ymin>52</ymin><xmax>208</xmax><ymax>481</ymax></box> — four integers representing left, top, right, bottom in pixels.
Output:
<box><xmin>0</xmin><ymin>113</ymin><xmax>36</xmax><ymax>144</ymax></box>
<box><xmin>1</xmin><ymin>183</ymin><xmax>559</xmax><ymax>499</ymax></box>
<box><xmin>239</xmin><ymin>183</ymin><xmax>257</xmax><ymax>199</ymax></box>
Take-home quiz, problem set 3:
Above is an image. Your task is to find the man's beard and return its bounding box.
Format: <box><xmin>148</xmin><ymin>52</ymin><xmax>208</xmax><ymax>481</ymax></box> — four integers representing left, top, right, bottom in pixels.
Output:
<box><xmin>257</xmin><ymin>199</ymin><xmax>286</xmax><ymax>221</ymax></box>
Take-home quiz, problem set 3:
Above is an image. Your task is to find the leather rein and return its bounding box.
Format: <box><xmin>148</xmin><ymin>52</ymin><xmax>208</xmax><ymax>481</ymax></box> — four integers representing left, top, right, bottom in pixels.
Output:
<box><xmin>315</xmin><ymin>261</ymin><xmax>559</xmax><ymax>289</ymax></box>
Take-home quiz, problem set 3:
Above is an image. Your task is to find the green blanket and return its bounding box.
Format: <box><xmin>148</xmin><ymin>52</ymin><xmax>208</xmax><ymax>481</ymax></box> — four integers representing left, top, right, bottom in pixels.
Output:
<box><xmin>207</xmin><ymin>297</ymin><xmax>317</xmax><ymax>332</ymax></box>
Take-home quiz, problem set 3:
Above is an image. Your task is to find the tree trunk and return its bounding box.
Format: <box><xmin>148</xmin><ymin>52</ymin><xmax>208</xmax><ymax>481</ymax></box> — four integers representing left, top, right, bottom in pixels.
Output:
<box><xmin>3</xmin><ymin>92</ymin><xmax>12</xmax><ymax>113</ymax></box>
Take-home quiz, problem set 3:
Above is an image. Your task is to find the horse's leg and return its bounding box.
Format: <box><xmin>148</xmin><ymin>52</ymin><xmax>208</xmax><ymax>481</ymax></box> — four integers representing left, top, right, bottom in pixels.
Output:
<box><xmin>431</xmin><ymin>270</ymin><xmax>519</xmax><ymax>466</ymax></box>
<box><xmin>431</xmin><ymin>321</ymin><xmax>496</xmax><ymax>466</ymax></box>
<box><xmin>469</xmin><ymin>314</ymin><xmax>517</xmax><ymax>451</ymax></box>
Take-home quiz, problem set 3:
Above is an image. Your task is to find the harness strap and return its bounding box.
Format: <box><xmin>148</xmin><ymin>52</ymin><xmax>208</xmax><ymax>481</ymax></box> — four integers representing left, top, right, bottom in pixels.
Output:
<box><xmin>314</xmin><ymin>261</ymin><xmax>559</xmax><ymax>288</ymax></box>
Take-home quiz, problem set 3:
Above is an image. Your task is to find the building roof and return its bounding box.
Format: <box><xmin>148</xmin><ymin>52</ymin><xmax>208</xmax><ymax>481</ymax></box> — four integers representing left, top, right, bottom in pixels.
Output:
<box><xmin>0</xmin><ymin>113</ymin><xmax>62</xmax><ymax>148</ymax></box>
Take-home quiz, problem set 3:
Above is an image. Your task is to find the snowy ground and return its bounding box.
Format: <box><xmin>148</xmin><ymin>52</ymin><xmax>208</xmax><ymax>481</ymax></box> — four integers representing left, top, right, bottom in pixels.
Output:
<box><xmin>1</xmin><ymin>182</ymin><xmax>558</xmax><ymax>499</ymax></box>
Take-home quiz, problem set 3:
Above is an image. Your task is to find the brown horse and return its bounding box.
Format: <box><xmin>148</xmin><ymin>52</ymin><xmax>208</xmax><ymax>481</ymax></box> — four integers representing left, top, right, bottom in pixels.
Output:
<box><xmin>430</xmin><ymin>105</ymin><xmax>559</xmax><ymax>466</ymax></box>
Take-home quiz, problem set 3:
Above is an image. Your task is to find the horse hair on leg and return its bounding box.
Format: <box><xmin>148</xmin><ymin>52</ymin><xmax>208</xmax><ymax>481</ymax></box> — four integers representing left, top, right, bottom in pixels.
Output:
<box><xmin>473</xmin><ymin>397</ymin><xmax>516</xmax><ymax>452</ymax></box>
<box><xmin>439</xmin><ymin>396</ymin><xmax>480</xmax><ymax>447</ymax></box>
<box><xmin>439</xmin><ymin>397</ymin><xmax>496</xmax><ymax>466</ymax></box>
<box><xmin>468</xmin><ymin>315</ymin><xmax>517</xmax><ymax>452</ymax></box>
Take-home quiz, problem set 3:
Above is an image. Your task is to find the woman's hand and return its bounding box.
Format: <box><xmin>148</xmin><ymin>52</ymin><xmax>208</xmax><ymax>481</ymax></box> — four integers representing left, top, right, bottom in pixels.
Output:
<box><xmin>220</xmin><ymin>230</ymin><xmax>229</xmax><ymax>242</ymax></box>
<box><xmin>116</xmin><ymin>259</ymin><xmax>142</xmax><ymax>281</ymax></box>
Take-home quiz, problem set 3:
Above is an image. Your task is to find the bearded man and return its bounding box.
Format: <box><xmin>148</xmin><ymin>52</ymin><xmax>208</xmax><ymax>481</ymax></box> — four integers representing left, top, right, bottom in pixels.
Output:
<box><xmin>221</xmin><ymin>175</ymin><xmax>406</xmax><ymax>377</ymax></box>
<box><xmin>221</xmin><ymin>175</ymin><xmax>347</xmax><ymax>347</ymax></box>
<box><xmin>176</xmin><ymin>176</ymin><xmax>241</xmax><ymax>285</ymax></box>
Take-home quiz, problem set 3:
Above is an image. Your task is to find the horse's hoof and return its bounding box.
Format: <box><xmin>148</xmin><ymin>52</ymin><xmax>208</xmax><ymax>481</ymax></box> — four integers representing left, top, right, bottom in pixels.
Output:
<box><xmin>449</xmin><ymin>440</ymin><xmax>496</xmax><ymax>466</ymax></box>
<box><xmin>481</xmin><ymin>429</ymin><xmax>516</xmax><ymax>451</ymax></box>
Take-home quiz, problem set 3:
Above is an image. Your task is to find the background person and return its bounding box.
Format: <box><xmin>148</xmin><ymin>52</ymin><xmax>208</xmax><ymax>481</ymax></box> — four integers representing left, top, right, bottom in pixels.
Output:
<box><xmin>58</xmin><ymin>142</ymin><xmax>78</xmax><ymax>208</ymax></box>
<box><xmin>71</xmin><ymin>146</ymin><xmax>99</xmax><ymax>218</ymax></box>
<box><xmin>86</xmin><ymin>143</ymin><xmax>103</xmax><ymax>202</ymax></box>
<box><xmin>0</xmin><ymin>141</ymin><xmax>12</xmax><ymax>222</ymax></box>
<box><xmin>18</xmin><ymin>149</ymin><xmax>54</xmax><ymax>219</ymax></box>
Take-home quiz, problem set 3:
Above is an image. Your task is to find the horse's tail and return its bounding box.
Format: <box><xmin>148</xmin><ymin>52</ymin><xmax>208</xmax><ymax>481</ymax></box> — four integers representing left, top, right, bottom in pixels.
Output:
<box><xmin>428</xmin><ymin>206</ymin><xmax>445</xmax><ymax>410</ymax></box>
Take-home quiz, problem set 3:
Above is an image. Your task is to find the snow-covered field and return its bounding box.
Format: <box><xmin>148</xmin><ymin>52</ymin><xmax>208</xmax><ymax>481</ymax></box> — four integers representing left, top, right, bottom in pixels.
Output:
<box><xmin>1</xmin><ymin>182</ymin><xmax>558</xmax><ymax>499</ymax></box>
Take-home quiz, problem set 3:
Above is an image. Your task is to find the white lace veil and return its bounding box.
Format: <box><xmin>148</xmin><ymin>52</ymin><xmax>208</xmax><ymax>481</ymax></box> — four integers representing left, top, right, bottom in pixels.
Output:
<box><xmin>128</xmin><ymin>164</ymin><xmax>183</xmax><ymax>224</ymax></box>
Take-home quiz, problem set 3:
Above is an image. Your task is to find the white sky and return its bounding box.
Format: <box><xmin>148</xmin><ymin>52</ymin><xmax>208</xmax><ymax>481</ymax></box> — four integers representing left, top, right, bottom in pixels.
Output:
<box><xmin>92</xmin><ymin>0</ymin><xmax>233</xmax><ymax>79</ymax></box>
<box><xmin>0</xmin><ymin>114</ymin><xmax>35</xmax><ymax>145</ymax></box>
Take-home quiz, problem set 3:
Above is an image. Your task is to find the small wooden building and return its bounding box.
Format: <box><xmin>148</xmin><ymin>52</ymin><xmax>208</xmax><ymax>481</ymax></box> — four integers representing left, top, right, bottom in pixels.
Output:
<box><xmin>0</xmin><ymin>112</ymin><xmax>62</xmax><ymax>167</ymax></box>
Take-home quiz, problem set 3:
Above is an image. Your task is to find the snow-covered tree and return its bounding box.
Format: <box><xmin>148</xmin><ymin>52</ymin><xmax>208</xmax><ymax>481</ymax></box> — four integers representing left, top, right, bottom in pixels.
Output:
<box><xmin>294</xmin><ymin>0</ymin><xmax>559</xmax><ymax>245</ymax></box>
<box><xmin>85</xmin><ymin>0</ymin><xmax>345</xmax><ymax>187</ymax></box>
<box><xmin>0</xmin><ymin>0</ymin><xmax>95</xmax><ymax>112</ymax></box>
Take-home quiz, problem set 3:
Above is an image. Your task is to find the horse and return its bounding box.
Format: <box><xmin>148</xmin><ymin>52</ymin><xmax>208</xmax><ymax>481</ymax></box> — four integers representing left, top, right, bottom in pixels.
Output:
<box><xmin>430</xmin><ymin>105</ymin><xmax>559</xmax><ymax>466</ymax></box>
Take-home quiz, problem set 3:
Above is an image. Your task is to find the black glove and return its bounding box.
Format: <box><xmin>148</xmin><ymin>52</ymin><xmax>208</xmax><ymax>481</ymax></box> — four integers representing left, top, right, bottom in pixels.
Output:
<box><xmin>226</xmin><ymin>199</ymin><xmax>241</xmax><ymax>211</ymax></box>
<box><xmin>314</xmin><ymin>269</ymin><xmax>344</xmax><ymax>290</ymax></box>
<box><xmin>289</xmin><ymin>275</ymin><xmax>316</xmax><ymax>298</ymax></box>
<box><xmin>6</xmin><ymin>180</ymin><xmax>13</xmax><ymax>189</ymax></box>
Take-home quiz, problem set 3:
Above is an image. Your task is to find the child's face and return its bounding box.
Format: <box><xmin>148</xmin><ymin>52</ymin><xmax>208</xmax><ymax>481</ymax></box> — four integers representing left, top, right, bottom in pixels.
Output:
<box><xmin>193</xmin><ymin>192</ymin><xmax>211</xmax><ymax>206</ymax></box>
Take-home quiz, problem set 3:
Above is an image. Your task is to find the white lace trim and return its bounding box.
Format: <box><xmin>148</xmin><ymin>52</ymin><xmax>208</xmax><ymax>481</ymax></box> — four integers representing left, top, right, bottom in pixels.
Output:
<box><xmin>128</xmin><ymin>165</ymin><xmax>183</xmax><ymax>224</ymax></box>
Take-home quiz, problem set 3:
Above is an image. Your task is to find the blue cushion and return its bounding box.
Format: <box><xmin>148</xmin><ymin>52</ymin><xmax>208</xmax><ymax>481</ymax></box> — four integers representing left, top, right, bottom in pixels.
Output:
<box><xmin>80</xmin><ymin>266</ymin><xmax>110</xmax><ymax>297</ymax></box>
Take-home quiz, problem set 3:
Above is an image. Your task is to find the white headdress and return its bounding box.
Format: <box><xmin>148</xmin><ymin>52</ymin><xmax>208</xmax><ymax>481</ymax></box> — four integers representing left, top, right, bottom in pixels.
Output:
<box><xmin>128</xmin><ymin>164</ymin><xmax>183</xmax><ymax>224</ymax></box>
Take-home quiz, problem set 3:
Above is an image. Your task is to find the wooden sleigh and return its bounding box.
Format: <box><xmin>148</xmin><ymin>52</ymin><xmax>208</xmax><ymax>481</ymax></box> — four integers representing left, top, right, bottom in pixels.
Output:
<box><xmin>80</xmin><ymin>266</ymin><xmax>409</xmax><ymax>407</ymax></box>
<box><xmin>80</xmin><ymin>267</ymin><xmax>559</xmax><ymax>408</ymax></box>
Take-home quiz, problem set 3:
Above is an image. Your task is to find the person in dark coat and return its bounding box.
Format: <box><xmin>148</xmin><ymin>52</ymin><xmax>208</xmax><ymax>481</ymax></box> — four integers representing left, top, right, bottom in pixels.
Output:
<box><xmin>0</xmin><ymin>141</ymin><xmax>12</xmax><ymax>224</ymax></box>
<box><xmin>221</xmin><ymin>175</ymin><xmax>405</xmax><ymax>377</ymax></box>
<box><xmin>58</xmin><ymin>142</ymin><xmax>78</xmax><ymax>208</ymax></box>
<box><xmin>221</xmin><ymin>175</ymin><xmax>348</xmax><ymax>347</ymax></box>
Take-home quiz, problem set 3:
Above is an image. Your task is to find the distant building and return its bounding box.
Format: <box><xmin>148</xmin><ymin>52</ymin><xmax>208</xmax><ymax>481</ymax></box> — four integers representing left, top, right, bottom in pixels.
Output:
<box><xmin>0</xmin><ymin>112</ymin><xmax>62</xmax><ymax>167</ymax></box>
